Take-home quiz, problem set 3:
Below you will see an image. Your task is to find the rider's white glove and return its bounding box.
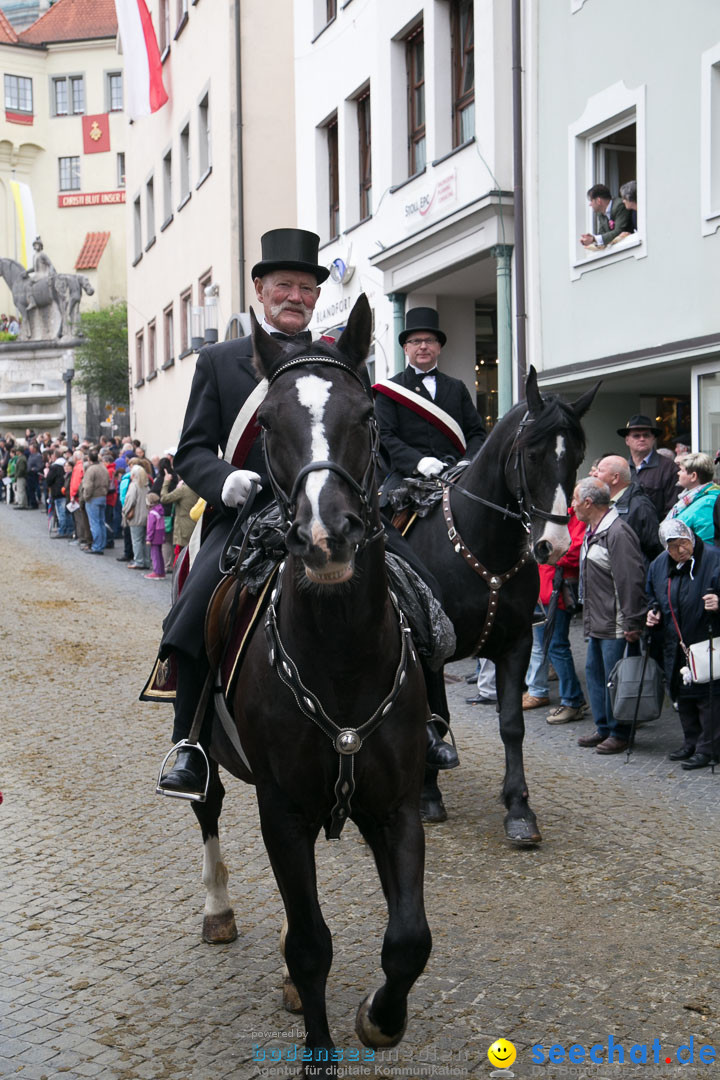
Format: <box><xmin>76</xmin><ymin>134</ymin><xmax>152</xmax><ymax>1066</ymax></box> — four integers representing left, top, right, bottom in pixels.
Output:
<box><xmin>416</xmin><ymin>456</ymin><xmax>445</xmax><ymax>478</ymax></box>
<box><xmin>221</xmin><ymin>469</ymin><xmax>262</xmax><ymax>508</ymax></box>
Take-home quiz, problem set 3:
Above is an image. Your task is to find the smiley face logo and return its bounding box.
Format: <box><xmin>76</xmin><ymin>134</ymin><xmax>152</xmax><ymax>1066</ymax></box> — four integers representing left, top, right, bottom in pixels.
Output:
<box><xmin>487</xmin><ymin>1038</ymin><xmax>517</xmax><ymax>1069</ymax></box>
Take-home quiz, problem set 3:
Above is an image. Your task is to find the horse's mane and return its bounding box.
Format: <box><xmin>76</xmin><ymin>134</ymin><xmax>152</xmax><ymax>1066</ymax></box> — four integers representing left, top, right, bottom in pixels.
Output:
<box><xmin>482</xmin><ymin>393</ymin><xmax>586</xmax><ymax>458</ymax></box>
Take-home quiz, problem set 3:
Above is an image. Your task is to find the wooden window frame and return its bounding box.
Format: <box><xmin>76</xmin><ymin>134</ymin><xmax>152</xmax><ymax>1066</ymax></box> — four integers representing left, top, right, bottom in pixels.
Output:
<box><xmin>406</xmin><ymin>25</ymin><xmax>426</xmax><ymax>176</ymax></box>
<box><xmin>357</xmin><ymin>89</ymin><xmax>372</xmax><ymax>220</ymax></box>
<box><xmin>327</xmin><ymin>114</ymin><xmax>340</xmax><ymax>240</ymax></box>
<box><xmin>451</xmin><ymin>0</ymin><xmax>474</xmax><ymax>148</ymax></box>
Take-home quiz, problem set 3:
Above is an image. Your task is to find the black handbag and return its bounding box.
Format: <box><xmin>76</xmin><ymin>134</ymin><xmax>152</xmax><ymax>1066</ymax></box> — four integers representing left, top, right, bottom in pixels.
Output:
<box><xmin>607</xmin><ymin>641</ymin><xmax>664</xmax><ymax>724</ymax></box>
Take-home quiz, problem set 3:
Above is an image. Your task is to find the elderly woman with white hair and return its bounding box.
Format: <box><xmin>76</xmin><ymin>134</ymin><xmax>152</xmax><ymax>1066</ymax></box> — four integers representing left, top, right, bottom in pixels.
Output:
<box><xmin>122</xmin><ymin>463</ymin><xmax>150</xmax><ymax>570</ymax></box>
<box><xmin>646</xmin><ymin>519</ymin><xmax>720</xmax><ymax>768</ymax></box>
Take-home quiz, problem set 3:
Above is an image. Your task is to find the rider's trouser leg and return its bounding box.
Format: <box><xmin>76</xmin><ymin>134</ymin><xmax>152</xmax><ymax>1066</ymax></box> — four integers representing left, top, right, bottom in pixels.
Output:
<box><xmin>172</xmin><ymin>650</ymin><xmax>214</xmax><ymax>746</ymax></box>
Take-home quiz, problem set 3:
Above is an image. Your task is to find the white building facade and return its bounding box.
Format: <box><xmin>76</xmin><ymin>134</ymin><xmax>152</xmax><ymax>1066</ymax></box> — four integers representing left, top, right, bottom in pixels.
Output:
<box><xmin>293</xmin><ymin>0</ymin><xmax>515</xmax><ymax>428</ymax></box>
<box><xmin>126</xmin><ymin>0</ymin><xmax>297</xmax><ymax>456</ymax></box>
<box><xmin>525</xmin><ymin>0</ymin><xmax>720</xmax><ymax>459</ymax></box>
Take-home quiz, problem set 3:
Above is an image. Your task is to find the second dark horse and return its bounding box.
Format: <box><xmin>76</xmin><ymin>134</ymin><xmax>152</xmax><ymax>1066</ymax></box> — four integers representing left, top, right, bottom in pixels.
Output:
<box><xmin>405</xmin><ymin>371</ymin><xmax>597</xmax><ymax>842</ymax></box>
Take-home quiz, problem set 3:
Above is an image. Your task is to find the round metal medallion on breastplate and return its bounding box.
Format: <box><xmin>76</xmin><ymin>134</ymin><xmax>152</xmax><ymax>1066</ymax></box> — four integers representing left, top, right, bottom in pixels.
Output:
<box><xmin>490</xmin><ymin>575</ymin><xmax>501</xmax><ymax>588</ymax></box>
<box><xmin>335</xmin><ymin>729</ymin><xmax>362</xmax><ymax>755</ymax></box>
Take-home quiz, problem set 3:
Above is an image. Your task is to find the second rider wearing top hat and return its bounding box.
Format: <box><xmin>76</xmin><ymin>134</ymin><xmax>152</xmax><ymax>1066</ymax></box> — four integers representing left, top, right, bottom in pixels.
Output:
<box><xmin>373</xmin><ymin>307</ymin><xmax>486</xmax><ymax>501</ymax></box>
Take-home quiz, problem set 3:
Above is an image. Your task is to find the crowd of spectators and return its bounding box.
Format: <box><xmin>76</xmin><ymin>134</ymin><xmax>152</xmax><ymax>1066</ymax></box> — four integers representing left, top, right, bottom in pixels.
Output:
<box><xmin>522</xmin><ymin>414</ymin><xmax>720</xmax><ymax>770</ymax></box>
<box><xmin>0</xmin><ymin>428</ymin><xmax>198</xmax><ymax>582</ymax></box>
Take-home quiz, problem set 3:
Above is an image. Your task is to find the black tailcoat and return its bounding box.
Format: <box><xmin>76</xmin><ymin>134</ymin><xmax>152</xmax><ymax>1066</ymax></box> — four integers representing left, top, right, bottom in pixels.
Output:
<box><xmin>160</xmin><ymin>336</ymin><xmax>271</xmax><ymax>658</ymax></box>
<box><xmin>374</xmin><ymin>366</ymin><xmax>486</xmax><ymax>492</ymax></box>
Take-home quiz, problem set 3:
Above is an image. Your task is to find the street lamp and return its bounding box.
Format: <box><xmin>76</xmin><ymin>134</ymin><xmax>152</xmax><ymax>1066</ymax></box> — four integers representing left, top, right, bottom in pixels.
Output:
<box><xmin>203</xmin><ymin>284</ymin><xmax>219</xmax><ymax>344</ymax></box>
<box><xmin>62</xmin><ymin>368</ymin><xmax>74</xmax><ymax>445</ymax></box>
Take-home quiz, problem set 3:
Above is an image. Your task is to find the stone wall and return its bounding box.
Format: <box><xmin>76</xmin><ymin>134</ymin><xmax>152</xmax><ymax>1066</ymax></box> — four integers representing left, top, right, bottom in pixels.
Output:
<box><xmin>0</xmin><ymin>340</ymin><xmax>88</xmax><ymax>441</ymax></box>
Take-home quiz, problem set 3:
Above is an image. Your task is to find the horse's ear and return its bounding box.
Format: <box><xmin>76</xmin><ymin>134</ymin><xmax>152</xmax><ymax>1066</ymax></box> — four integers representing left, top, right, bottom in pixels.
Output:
<box><xmin>251</xmin><ymin>307</ymin><xmax>286</xmax><ymax>380</ymax></box>
<box><xmin>525</xmin><ymin>365</ymin><xmax>544</xmax><ymax>415</ymax></box>
<box><xmin>569</xmin><ymin>380</ymin><xmax>601</xmax><ymax>419</ymax></box>
<box><xmin>335</xmin><ymin>294</ymin><xmax>372</xmax><ymax>368</ymax></box>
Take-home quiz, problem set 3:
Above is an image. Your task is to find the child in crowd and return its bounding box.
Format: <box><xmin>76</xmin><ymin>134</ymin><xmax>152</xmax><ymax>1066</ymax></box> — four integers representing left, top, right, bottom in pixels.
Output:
<box><xmin>144</xmin><ymin>492</ymin><xmax>166</xmax><ymax>580</ymax></box>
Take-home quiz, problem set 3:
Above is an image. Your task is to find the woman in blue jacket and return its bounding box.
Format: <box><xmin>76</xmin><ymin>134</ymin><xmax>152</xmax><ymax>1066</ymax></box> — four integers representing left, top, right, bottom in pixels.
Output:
<box><xmin>664</xmin><ymin>452</ymin><xmax>719</xmax><ymax>544</ymax></box>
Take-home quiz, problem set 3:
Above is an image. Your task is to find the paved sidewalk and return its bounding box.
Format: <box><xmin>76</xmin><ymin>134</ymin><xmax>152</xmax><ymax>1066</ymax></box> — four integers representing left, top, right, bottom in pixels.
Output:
<box><xmin>2</xmin><ymin>504</ymin><xmax>719</xmax><ymax>1080</ymax></box>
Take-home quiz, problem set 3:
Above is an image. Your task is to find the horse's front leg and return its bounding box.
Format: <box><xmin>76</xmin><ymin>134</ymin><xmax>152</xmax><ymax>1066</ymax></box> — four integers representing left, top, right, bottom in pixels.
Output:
<box><xmin>191</xmin><ymin>758</ymin><xmax>238</xmax><ymax>943</ymax></box>
<box><xmin>353</xmin><ymin>803</ymin><xmax>432</xmax><ymax>1048</ymax></box>
<box><xmin>496</xmin><ymin>638</ymin><xmax>542</xmax><ymax>845</ymax></box>
<box><xmin>256</xmin><ymin>784</ymin><xmax>335</xmax><ymax>1079</ymax></box>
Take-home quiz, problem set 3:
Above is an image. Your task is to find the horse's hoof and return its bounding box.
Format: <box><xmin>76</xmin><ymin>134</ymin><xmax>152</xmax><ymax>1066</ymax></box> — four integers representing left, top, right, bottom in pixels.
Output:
<box><xmin>355</xmin><ymin>990</ymin><xmax>407</xmax><ymax>1049</ymax></box>
<box><xmin>504</xmin><ymin>815</ymin><xmax>542</xmax><ymax>846</ymax></box>
<box><xmin>283</xmin><ymin>975</ymin><xmax>304</xmax><ymax>1014</ymax></box>
<box><xmin>420</xmin><ymin>796</ymin><xmax>447</xmax><ymax>824</ymax></box>
<box><xmin>202</xmin><ymin>909</ymin><xmax>238</xmax><ymax>943</ymax></box>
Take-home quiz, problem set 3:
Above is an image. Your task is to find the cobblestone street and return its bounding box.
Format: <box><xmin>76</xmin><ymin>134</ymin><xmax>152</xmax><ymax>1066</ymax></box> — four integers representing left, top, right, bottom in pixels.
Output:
<box><xmin>2</xmin><ymin>505</ymin><xmax>720</xmax><ymax>1080</ymax></box>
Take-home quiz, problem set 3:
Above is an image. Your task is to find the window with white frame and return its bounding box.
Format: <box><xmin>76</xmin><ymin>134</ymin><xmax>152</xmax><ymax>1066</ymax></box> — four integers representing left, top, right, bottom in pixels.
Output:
<box><xmin>568</xmin><ymin>82</ymin><xmax>646</xmax><ymax>277</ymax></box>
<box><xmin>133</xmin><ymin>195</ymin><xmax>142</xmax><ymax>261</ymax></box>
<box><xmin>159</xmin><ymin>0</ymin><xmax>170</xmax><ymax>52</ymax></box>
<box><xmin>117</xmin><ymin>152</ymin><xmax>126</xmax><ymax>189</ymax></box>
<box><xmin>180</xmin><ymin>287</ymin><xmax>192</xmax><ymax>354</ymax></box>
<box><xmin>58</xmin><ymin>156</ymin><xmax>81</xmax><ymax>191</ymax></box>
<box><xmin>147</xmin><ymin>320</ymin><xmax>157</xmax><ymax>376</ymax></box>
<box><xmin>163</xmin><ymin>149</ymin><xmax>173</xmax><ymax>222</ymax></box>
<box><xmin>4</xmin><ymin>74</ymin><xmax>33</xmax><ymax>114</ymax></box>
<box><xmin>450</xmin><ymin>0</ymin><xmax>474</xmax><ymax>148</ymax></box>
<box><xmin>198</xmin><ymin>91</ymin><xmax>211</xmax><ymax>177</ymax></box>
<box><xmin>701</xmin><ymin>41</ymin><xmax>720</xmax><ymax>236</ymax></box>
<box><xmin>107</xmin><ymin>71</ymin><xmax>123</xmax><ymax>112</ymax></box>
<box><xmin>179</xmin><ymin>122</ymin><xmax>190</xmax><ymax>203</ymax></box>
<box><xmin>135</xmin><ymin>330</ymin><xmax>144</xmax><ymax>384</ymax></box>
<box><xmin>146</xmin><ymin>176</ymin><xmax>155</xmax><ymax>246</ymax></box>
<box><xmin>52</xmin><ymin>75</ymin><xmax>84</xmax><ymax>116</ymax></box>
<box><xmin>163</xmin><ymin>304</ymin><xmax>174</xmax><ymax>365</ymax></box>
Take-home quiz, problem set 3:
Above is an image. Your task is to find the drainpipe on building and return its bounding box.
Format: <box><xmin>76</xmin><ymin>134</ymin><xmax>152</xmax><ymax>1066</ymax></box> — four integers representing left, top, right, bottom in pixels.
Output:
<box><xmin>235</xmin><ymin>0</ymin><xmax>245</xmax><ymax>314</ymax></box>
<box><xmin>491</xmin><ymin>245</ymin><xmax>513</xmax><ymax>417</ymax></box>
<box><xmin>389</xmin><ymin>292</ymin><xmax>407</xmax><ymax>374</ymax></box>
<box><xmin>512</xmin><ymin>0</ymin><xmax>528</xmax><ymax>395</ymax></box>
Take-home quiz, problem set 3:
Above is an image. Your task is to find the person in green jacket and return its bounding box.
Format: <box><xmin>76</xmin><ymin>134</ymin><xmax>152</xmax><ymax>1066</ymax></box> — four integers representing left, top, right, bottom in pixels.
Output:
<box><xmin>665</xmin><ymin>453</ymin><xmax>720</xmax><ymax>545</ymax></box>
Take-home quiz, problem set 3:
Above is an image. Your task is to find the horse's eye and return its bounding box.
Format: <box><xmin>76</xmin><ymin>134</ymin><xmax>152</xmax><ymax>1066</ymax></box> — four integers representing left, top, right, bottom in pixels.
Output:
<box><xmin>527</xmin><ymin>450</ymin><xmax>538</xmax><ymax>464</ymax></box>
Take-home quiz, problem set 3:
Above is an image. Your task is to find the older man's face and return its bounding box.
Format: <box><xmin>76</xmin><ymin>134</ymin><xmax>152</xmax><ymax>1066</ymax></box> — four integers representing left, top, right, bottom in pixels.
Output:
<box><xmin>625</xmin><ymin>429</ymin><xmax>655</xmax><ymax>455</ymax></box>
<box><xmin>255</xmin><ymin>270</ymin><xmax>320</xmax><ymax>335</ymax></box>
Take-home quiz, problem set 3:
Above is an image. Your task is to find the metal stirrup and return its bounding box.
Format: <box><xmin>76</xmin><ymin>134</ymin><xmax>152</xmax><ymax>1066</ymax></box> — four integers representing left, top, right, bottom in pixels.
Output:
<box><xmin>155</xmin><ymin>739</ymin><xmax>210</xmax><ymax>803</ymax></box>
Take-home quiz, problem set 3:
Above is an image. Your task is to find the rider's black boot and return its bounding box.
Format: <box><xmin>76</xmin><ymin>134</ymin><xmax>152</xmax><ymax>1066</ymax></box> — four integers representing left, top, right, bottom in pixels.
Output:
<box><xmin>159</xmin><ymin>747</ymin><xmax>207</xmax><ymax>794</ymax></box>
<box><xmin>425</xmin><ymin>718</ymin><xmax>459</xmax><ymax>770</ymax></box>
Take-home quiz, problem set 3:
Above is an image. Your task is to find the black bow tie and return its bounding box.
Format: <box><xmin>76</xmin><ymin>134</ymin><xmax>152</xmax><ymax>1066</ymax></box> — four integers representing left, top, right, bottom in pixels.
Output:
<box><xmin>270</xmin><ymin>330</ymin><xmax>312</xmax><ymax>345</ymax></box>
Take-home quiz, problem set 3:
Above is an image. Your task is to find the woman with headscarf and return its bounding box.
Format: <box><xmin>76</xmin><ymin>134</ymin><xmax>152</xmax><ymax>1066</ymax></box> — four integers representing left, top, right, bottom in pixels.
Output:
<box><xmin>646</xmin><ymin>519</ymin><xmax>720</xmax><ymax>768</ymax></box>
<box><xmin>122</xmin><ymin>464</ymin><xmax>150</xmax><ymax>569</ymax></box>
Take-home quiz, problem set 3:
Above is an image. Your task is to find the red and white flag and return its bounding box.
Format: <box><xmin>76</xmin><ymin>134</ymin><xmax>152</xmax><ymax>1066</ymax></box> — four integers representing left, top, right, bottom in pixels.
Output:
<box><xmin>114</xmin><ymin>0</ymin><xmax>168</xmax><ymax>120</ymax></box>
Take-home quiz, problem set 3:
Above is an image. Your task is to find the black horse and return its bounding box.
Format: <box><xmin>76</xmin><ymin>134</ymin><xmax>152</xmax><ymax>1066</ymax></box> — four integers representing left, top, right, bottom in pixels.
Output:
<box><xmin>191</xmin><ymin>295</ymin><xmax>432</xmax><ymax>1077</ymax></box>
<box><xmin>404</xmin><ymin>371</ymin><xmax>597</xmax><ymax>842</ymax></box>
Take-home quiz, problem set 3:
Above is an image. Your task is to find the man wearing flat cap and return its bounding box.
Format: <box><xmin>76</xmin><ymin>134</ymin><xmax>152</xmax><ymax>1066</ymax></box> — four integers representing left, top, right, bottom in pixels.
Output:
<box><xmin>619</xmin><ymin>413</ymin><xmax>679</xmax><ymax>518</ymax></box>
<box><xmin>373</xmin><ymin>307</ymin><xmax>486</xmax><ymax>499</ymax></box>
<box><xmin>146</xmin><ymin>229</ymin><xmax>329</xmax><ymax>795</ymax></box>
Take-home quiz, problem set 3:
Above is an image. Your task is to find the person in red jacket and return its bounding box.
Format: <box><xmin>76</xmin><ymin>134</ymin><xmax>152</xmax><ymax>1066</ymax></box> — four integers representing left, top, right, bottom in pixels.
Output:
<box><xmin>522</xmin><ymin>506</ymin><xmax>587</xmax><ymax>723</ymax></box>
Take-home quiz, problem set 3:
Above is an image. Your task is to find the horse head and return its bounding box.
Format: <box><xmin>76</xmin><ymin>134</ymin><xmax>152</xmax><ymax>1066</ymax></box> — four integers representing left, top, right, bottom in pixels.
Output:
<box><xmin>252</xmin><ymin>294</ymin><xmax>375</xmax><ymax>585</ymax></box>
<box><xmin>509</xmin><ymin>367</ymin><xmax>599</xmax><ymax>564</ymax></box>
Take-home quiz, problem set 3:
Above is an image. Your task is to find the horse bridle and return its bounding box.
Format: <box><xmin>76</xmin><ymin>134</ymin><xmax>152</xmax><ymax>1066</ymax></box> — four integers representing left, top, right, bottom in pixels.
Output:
<box><xmin>262</xmin><ymin>355</ymin><xmax>383</xmax><ymax>547</ymax></box>
<box><xmin>440</xmin><ymin>410</ymin><xmax>570</xmax><ymax>531</ymax></box>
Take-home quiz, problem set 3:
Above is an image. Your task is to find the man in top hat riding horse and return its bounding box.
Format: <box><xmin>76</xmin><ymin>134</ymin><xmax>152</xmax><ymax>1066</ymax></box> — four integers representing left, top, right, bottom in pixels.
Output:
<box><xmin>373</xmin><ymin>307</ymin><xmax>486</xmax><ymax>501</ymax></box>
<box><xmin>153</xmin><ymin>229</ymin><xmax>329</xmax><ymax>794</ymax></box>
<box><xmin>153</xmin><ymin>234</ymin><xmax>459</xmax><ymax>795</ymax></box>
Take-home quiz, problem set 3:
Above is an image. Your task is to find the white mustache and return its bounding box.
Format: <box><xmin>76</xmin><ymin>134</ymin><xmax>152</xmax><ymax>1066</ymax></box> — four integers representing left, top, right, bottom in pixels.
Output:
<box><xmin>270</xmin><ymin>299</ymin><xmax>313</xmax><ymax>322</ymax></box>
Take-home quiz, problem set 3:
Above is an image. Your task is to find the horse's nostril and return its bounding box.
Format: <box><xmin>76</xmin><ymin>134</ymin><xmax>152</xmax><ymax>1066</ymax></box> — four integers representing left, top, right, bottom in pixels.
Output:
<box><xmin>533</xmin><ymin>540</ymin><xmax>553</xmax><ymax>563</ymax></box>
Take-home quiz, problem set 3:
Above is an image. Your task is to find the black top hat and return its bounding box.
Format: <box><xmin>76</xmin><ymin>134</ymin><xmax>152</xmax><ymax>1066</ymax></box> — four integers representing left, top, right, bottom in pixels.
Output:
<box><xmin>398</xmin><ymin>307</ymin><xmax>447</xmax><ymax>348</ymax></box>
<box><xmin>616</xmin><ymin>414</ymin><xmax>662</xmax><ymax>438</ymax></box>
<box><xmin>250</xmin><ymin>228</ymin><xmax>329</xmax><ymax>284</ymax></box>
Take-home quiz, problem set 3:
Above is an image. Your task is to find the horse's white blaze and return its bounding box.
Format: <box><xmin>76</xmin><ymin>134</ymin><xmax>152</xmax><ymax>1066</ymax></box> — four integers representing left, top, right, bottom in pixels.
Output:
<box><xmin>538</xmin><ymin>482</ymin><xmax>571</xmax><ymax>557</ymax></box>
<box><xmin>201</xmin><ymin>835</ymin><xmax>232</xmax><ymax>916</ymax></box>
<box><xmin>556</xmin><ymin>435</ymin><xmax>566</xmax><ymax>459</ymax></box>
<box><xmin>296</xmin><ymin>374</ymin><xmax>332</xmax><ymax>546</ymax></box>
